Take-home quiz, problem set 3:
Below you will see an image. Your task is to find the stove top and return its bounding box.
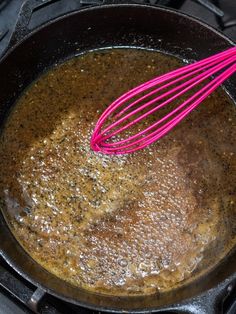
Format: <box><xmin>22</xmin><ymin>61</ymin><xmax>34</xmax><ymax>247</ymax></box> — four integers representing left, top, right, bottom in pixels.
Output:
<box><xmin>0</xmin><ymin>1</ymin><xmax>235</xmax><ymax>313</ymax></box>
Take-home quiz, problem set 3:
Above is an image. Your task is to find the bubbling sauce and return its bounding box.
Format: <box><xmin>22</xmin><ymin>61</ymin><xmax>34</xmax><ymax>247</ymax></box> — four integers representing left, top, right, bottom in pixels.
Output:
<box><xmin>0</xmin><ymin>49</ymin><xmax>235</xmax><ymax>295</ymax></box>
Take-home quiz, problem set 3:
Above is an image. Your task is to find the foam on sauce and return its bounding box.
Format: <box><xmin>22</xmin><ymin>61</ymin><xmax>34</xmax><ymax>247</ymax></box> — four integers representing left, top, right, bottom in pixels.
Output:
<box><xmin>0</xmin><ymin>49</ymin><xmax>235</xmax><ymax>295</ymax></box>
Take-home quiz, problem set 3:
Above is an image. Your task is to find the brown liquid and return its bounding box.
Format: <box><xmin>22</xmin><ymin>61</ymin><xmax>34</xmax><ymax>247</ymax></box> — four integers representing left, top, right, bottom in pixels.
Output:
<box><xmin>0</xmin><ymin>49</ymin><xmax>235</xmax><ymax>295</ymax></box>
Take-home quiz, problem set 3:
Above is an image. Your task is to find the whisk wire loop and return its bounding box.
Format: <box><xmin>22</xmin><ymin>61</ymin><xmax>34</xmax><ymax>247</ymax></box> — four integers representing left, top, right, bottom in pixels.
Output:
<box><xmin>91</xmin><ymin>47</ymin><xmax>236</xmax><ymax>154</ymax></box>
<box><xmin>102</xmin><ymin>62</ymin><xmax>236</xmax><ymax>153</ymax></box>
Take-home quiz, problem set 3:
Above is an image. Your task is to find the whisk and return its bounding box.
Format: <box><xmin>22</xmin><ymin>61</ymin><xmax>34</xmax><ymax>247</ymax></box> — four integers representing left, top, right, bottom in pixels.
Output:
<box><xmin>91</xmin><ymin>47</ymin><xmax>236</xmax><ymax>154</ymax></box>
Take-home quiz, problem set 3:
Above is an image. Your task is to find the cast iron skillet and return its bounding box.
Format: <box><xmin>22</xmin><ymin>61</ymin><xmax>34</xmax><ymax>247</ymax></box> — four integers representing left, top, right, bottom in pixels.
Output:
<box><xmin>0</xmin><ymin>1</ymin><xmax>235</xmax><ymax>313</ymax></box>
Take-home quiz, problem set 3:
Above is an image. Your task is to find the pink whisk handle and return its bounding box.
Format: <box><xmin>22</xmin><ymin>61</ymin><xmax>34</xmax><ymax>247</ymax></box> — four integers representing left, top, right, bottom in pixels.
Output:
<box><xmin>91</xmin><ymin>47</ymin><xmax>236</xmax><ymax>154</ymax></box>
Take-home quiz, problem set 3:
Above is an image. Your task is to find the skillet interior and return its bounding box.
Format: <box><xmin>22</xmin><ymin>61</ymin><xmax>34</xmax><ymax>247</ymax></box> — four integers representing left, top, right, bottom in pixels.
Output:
<box><xmin>0</xmin><ymin>4</ymin><xmax>235</xmax><ymax>312</ymax></box>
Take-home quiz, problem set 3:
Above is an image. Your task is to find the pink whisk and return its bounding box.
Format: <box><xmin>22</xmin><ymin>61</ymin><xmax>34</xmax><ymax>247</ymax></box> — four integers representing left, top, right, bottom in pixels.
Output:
<box><xmin>91</xmin><ymin>47</ymin><xmax>236</xmax><ymax>154</ymax></box>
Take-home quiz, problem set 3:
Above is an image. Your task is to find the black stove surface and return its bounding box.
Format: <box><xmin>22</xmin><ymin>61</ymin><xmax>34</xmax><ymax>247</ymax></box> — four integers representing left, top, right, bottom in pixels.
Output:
<box><xmin>0</xmin><ymin>1</ymin><xmax>236</xmax><ymax>313</ymax></box>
